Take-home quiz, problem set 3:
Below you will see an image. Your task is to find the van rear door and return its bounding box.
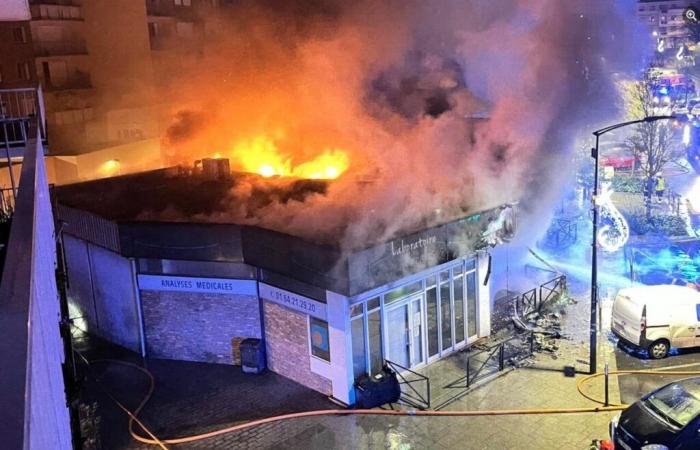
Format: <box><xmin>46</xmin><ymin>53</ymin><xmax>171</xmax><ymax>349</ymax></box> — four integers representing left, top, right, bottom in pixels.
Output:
<box><xmin>612</xmin><ymin>293</ymin><xmax>644</xmax><ymax>345</ymax></box>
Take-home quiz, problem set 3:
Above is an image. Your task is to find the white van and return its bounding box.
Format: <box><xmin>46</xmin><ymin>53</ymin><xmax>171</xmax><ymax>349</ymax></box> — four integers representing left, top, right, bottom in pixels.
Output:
<box><xmin>611</xmin><ymin>285</ymin><xmax>700</xmax><ymax>359</ymax></box>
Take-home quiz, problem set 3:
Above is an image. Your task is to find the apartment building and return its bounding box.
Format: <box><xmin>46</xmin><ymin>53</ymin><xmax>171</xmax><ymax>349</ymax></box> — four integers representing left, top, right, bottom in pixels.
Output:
<box><xmin>0</xmin><ymin>1</ymin><xmax>221</xmax><ymax>183</ymax></box>
<box><xmin>638</xmin><ymin>0</ymin><xmax>693</xmax><ymax>49</ymax></box>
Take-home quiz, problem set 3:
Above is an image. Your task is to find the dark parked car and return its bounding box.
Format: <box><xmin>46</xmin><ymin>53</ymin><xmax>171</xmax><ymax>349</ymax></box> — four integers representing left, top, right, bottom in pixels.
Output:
<box><xmin>610</xmin><ymin>377</ymin><xmax>700</xmax><ymax>450</ymax></box>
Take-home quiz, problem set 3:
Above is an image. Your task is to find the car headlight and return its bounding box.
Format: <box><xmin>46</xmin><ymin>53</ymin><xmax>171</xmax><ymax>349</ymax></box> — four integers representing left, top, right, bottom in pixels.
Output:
<box><xmin>609</xmin><ymin>414</ymin><xmax>619</xmax><ymax>440</ymax></box>
<box><xmin>641</xmin><ymin>445</ymin><xmax>669</xmax><ymax>450</ymax></box>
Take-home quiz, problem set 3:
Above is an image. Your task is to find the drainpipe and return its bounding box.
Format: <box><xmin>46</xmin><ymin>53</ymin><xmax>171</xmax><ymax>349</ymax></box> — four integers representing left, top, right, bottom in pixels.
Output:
<box><xmin>130</xmin><ymin>258</ymin><xmax>147</xmax><ymax>358</ymax></box>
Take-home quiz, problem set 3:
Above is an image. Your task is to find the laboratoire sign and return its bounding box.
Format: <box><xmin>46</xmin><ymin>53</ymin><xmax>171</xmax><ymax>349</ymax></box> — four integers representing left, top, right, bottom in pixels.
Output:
<box><xmin>347</xmin><ymin>203</ymin><xmax>517</xmax><ymax>295</ymax></box>
<box><xmin>137</xmin><ymin>275</ymin><xmax>258</xmax><ymax>296</ymax></box>
<box><xmin>258</xmin><ymin>282</ymin><xmax>328</xmax><ymax>320</ymax></box>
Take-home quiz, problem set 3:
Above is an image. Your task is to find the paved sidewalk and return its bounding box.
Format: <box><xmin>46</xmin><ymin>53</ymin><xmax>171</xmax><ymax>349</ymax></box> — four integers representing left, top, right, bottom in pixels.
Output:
<box><xmin>86</xmin><ymin>294</ymin><xmax>627</xmax><ymax>450</ymax></box>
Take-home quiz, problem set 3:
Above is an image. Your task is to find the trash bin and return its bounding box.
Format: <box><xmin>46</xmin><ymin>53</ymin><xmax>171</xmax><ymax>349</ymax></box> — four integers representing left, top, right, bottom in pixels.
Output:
<box><xmin>354</xmin><ymin>365</ymin><xmax>400</xmax><ymax>408</ymax></box>
<box><xmin>240</xmin><ymin>338</ymin><xmax>266</xmax><ymax>374</ymax></box>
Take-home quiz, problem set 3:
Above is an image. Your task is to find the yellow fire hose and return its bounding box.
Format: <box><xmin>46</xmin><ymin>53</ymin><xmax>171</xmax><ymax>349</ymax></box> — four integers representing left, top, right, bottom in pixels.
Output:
<box><xmin>80</xmin><ymin>353</ymin><xmax>700</xmax><ymax>449</ymax></box>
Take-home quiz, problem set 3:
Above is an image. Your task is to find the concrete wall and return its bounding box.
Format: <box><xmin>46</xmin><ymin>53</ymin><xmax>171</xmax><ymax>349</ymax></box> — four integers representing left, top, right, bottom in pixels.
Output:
<box><xmin>263</xmin><ymin>301</ymin><xmax>332</xmax><ymax>396</ymax></box>
<box><xmin>64</xmin><ymin>235</ymin><xmax>140</xmax><ymax>352</ymax></box>
<box><xmin>141</xmin><ymin>290</ymin><xmax>261</xmax><ymax>364</ymax></box>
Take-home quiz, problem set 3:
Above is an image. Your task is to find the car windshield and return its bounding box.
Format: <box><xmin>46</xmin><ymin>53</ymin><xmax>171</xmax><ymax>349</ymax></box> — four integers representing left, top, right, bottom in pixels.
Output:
<box><xmin>644</xmin><ymin>381</ymin><xmax>700</xmax><ymax>428</ymax></box>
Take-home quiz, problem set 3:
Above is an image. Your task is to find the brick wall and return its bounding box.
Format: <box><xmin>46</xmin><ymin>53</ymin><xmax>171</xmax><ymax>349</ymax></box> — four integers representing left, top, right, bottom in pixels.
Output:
<box><xmin>263</xmin><ymin>301</ymin><xmax>332</xmax><ymax>396</ymax></box>
<box><xmin>141</xmin><ymin>290</ymin><xmax>261</xmax><ymax>364</ymax></box>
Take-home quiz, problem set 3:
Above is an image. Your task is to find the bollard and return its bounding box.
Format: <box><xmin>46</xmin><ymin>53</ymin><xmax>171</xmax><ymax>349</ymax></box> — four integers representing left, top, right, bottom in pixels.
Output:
<box><xmin>498</xmin><ymin>345</ymin><xmax>505</xmax><ymax>371</ymax></box>
<box><xmin>604</xmin><ymin>361</ymin><xmax>609</xmax><ymax>407</ymax></box>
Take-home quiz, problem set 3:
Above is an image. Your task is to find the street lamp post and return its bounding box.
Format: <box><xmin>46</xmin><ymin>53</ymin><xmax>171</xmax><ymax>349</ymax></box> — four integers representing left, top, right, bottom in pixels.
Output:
<box><xmin>589</xmin><ymin>115</ymin><xmax>675</xmax><ymax>375</ymax></box>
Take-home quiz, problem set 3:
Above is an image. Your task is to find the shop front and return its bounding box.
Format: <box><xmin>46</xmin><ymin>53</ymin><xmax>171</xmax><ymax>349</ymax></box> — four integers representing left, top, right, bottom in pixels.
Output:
<box><xmin>59</xmin><ymin>202</ymin><xmax>513</xmax><ymax>407</ymax></box>
<box><xmin>348</xmin><ymin>254</ymin><xmax>488</xmax><ymax>382</ymax></box>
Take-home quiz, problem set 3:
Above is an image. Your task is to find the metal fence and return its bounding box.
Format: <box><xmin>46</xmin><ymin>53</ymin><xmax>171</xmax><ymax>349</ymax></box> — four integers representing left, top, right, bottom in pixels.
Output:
<box><xmin>434</xmin><ymin>334</ymin><xmax>534</xmax><ymax>410</ymax></box>
<box><xmin>0</xmin><ymin>187</ymin><xmax>15</xmax><ymax>218</ymax></box>
<box><xmin>513</xmin><ymin>275</ymin><xmax>567</xmax><ymax>318</ymax></box>
<box><xmin>385</xmin><ymin>360</ymin><xmax>431</xmax><ymax>410</ymax></box>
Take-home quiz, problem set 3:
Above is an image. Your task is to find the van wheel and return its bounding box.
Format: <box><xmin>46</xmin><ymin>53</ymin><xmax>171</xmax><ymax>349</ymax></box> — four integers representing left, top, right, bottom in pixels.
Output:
<box><xmin>649</xmin><ymin>340</ymin><xmax>669</xmax><ymax>359</ymax></box>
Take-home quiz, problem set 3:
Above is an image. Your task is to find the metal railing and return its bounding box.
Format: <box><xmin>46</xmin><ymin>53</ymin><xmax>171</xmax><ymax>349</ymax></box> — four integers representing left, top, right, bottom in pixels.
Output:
<box><xmin>511</xmin><ymin>275</ymin><xmax>567</xmax><ymax>319</ymax></box>
<box><xmin>34</xmin><ymin>40</ymin><xmax>88</xmax><ymax>56</ymax></box>
<box><xmin>542</xmin><ymin>218</ymin><xmax>578</xmax><ymax>248</ymax></box>
<box><xmin>30</xmin><ymin>3</ymin><xmax>83</xmax><ymax>20</ymax></box>
<box><xmin>515</xmin><ymin>288</ymin><xmax>538</xmax><ymax>317</ymax></box>
<box><xmin>0</xmin><ymin>188</ymin><xmax>15</xmax><ymax>218</ymax></box>
<box><xmin>384</xmin><ymin>360</ymin><xmax>431</xmax><ymax>410</ymax></box>
<box><xmin>1</xmin><ymin>117</ymin><xmax>30</xmax><ymax>147</ymax></box>
<box><xmin>0</xmin><ymin>87</ymin><xmax>47</xmax><ymax>140</ymax></box>
<box><xmin>540</xmin><ymin>275</ymin><xmax>567</xmax><ymax>306</ymax></box>
<box><xmin>0</xmin><ymin>123</ymin><xmax>74</xmax><ymax>448</ymax></box>
<box><xmin>45</xmin><ymin>71</ymin><xmax>92</xmax><ymax>91</ymax></box>
<box><xmin>435</xmin><ymin>334</ymin><xmax>534</xmax><ymax>410</ymax></box>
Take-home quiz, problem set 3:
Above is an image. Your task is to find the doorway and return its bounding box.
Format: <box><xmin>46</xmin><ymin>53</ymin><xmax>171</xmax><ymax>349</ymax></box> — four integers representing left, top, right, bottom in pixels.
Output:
<box><xmin>385</xmin><ymin>295</ymin><xmax>425</xmax><ymax>369</ymax></box>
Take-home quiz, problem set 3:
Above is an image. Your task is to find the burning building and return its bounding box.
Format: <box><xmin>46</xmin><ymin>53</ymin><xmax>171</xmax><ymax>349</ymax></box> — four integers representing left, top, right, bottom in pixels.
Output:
<box><xmin>48</xmin><ymin>0</ymin><xmax>640</xmax><ymax>406</ymax></box>
<box><xmin>55</xmin><ymin>165</ymin><xmax>515</xmax><ymax>405</ymax></box>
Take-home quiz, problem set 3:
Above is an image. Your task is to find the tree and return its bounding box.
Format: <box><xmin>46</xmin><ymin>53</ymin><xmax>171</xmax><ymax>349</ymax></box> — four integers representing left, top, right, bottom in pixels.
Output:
<box><xmin>621</xmin><ymin>78</ymin><xmax>683</xmax><ymax>217</ymax></box>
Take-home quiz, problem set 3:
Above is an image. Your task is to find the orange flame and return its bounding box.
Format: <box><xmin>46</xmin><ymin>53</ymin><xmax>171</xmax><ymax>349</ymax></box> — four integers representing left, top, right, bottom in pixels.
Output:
<box><xmin>230</xmin><ymin>135</ymin><xmax>349</xmax><ymax>179</ymax></box>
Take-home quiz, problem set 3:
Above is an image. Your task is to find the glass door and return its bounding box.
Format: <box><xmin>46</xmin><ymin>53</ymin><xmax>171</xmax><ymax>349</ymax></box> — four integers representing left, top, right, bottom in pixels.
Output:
<box><xmin>409</xmin><ymin>296</ymin><xmax>424</xmax><ymax>367</ymax></box>
<box><xmin>385</xmin><ymin>295</ymin><xmax>425</xmax><ymax>369</ymax></box>
<box><xmin>466</xmin><ymin>270</ymin><xmax>478</xmax><ymax>341</ymax></box>
<box><xmin>386</xmin><ymin>304</ymin><xmax>410</xmax><ymax>368</ymax></box>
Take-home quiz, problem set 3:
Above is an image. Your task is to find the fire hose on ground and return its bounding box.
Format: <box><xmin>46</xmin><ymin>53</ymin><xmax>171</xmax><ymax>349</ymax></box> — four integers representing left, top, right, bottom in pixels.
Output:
<box><xmin>76</xmin><ymin>351</ymin><xmax>700</xmax><ymax>449</ymax></box>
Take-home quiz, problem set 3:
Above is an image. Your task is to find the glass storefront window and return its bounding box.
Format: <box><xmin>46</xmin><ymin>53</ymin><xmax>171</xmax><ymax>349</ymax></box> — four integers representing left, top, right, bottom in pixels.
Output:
<box><xmin>440</xmin><ymin>271</ymin><xmax>452</xmax><ymax>351</ymax></box>
<box><xmin>367</xmin><ymin>297</ymin><xmax>380</xmax><ymax>310</ymax></box>
<box><xmin>351</xmin><ymin>317</ymin><xmax>367</xmax><ymax>378</ymax></box>
<box><xmin>427</xmin><ymin>285</ymin><xmax>439</xmax><ymax>358</ymax></box>
<box><xmin>465</xmin><ymin>258</ymin><xmax>476</xmax><ymax>271</ymax></box>
<box><xmin>454</xmin><ymin>273</ymin><xmax>465</xmax><ymax>343</ymax></box>
<box><xmin>385</xmin><ymin>281</ymin><xmax>422</xmax><ymax>304</ymax></box>
<box><xmin>466</xmin><ymin>270</ymin><xmax>477</xmax><ymax>337</ymax></box>
<box><xmin>350</xmin><ymin>303</ymin><xmax>364</xmax><ymax>317</ymax></box>
<box><xmin>368</xmin><ymin>309</ymin><xmax>383</xmax><ymax>375</ymax></box>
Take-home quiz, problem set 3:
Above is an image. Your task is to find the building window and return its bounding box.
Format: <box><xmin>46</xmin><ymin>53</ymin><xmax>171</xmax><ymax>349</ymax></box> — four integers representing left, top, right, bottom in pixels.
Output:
<box><xmin>367</xmin><ymin>307</ymin><xmax>383</xmax><ymax>375</ymax></box>
<box><xmin>148</xmin><ymin>22</ymin><xmax>159</xmax><ymax>38</ymax></box>
<box><xmin>17</xmin><ymin>62</ymin><xmax>31</xmax><ymax>81</ymax></box>
<box><xmin>13</xmin><ymin>26</ymin><xmax>27</xmax><ymax>43</ymax></box>
<box><xmin>309</xmin><ymin>317</ymin><xmax>330</xmax><ymax>362</ymax></box>
<box><xmin>351</xmin><ymin>314</ymin><xmax>366</xmax><ymax>378</ymax></box>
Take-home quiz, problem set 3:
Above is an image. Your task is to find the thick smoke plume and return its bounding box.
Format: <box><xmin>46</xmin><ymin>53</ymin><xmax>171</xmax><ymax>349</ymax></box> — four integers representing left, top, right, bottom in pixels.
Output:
<box><xmin>160</xmin><ymin>0</ymin><xmax>644</xmax><ymax>249</ymax></box>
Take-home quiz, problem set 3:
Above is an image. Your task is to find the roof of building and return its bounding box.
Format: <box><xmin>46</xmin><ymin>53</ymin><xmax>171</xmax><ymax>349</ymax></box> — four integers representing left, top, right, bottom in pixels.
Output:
<box><xmin>55</xmin><ymin>167</ymin><xmax>514</xmax><ymax>296</ymax></box>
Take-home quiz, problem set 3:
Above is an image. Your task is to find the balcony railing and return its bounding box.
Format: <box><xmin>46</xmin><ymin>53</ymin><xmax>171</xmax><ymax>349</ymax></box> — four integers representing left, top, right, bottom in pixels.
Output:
<box><xmin>29</xmin><ymin>0</ymin><xmax>82</xmax><ymax>5</ymax></box>
<box><xmin>0</xmin><ymin>123</ymin><xmax>74</xmax><ymax>449</ymax></box>
<box><xmin>30</xmin><ymin>3</ymin><xmax>83</xmax><ymax>20</ymax></box>
<box><xmin>0</xmin><ymin>87</ymin><xmax>47</xmax><ymax>141</ymax></box>
<box><xmin>44</xmin><ymin>71</ymin><xmax>92</xmax><ymax>92</ymax></box>
<box><xmin>34</xmin><ymin>40</ymin><xmax>88</xmax><ymax>57</ymax></box>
